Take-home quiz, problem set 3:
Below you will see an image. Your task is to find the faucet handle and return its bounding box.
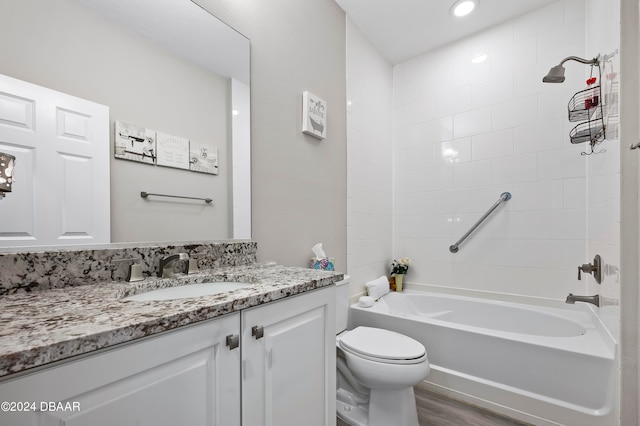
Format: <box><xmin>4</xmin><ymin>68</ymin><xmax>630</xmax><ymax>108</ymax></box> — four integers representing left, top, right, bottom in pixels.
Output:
<box><xmin>577</xmin><ymin>264</ymin><xmax>592</xmax><ymax>280</ymax></box>
<box><xmin>186</xmin><ymin>253</ymin><xmax>208</xmax><ymax>275</ymax></box>
<box><xmin>127</xmin><ymin>263</ymin><xmax>144</xmax><ymax>282</ymax></box>
<box><xmin>187</xmin><ymin>259</ymin><xmax>199</xmax><ymax>274</ymax></box>
<box><xmin>112</xmin><ymin>257</ymin><xmax>144</xmax><ymax>282</ymax></box>
<box><xmin>577</xmin><ymin>255</ymin><xmax>602</xmax><ymax>283</ymax></box>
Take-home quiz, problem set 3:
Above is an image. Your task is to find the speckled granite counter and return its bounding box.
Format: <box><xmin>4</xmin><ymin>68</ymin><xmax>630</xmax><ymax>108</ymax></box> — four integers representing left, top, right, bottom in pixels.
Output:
<box><xmin>0</xmin><ymin>263</ymin><xmax>343</xmax><ymax>378</ymax></box>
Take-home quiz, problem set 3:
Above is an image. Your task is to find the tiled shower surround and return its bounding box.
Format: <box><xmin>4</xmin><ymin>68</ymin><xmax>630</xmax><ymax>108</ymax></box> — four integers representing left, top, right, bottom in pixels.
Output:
<box><xmin>392</xmin><ymin>1</ymin><xmax>589</xmax><ymax>299</ymax></box>
<box><xmin>391</xmin><ymin>0</ymin><xmax>619</xmax><ymax>303</ymax></box>
<box><xmin>347</xmin><ymin>0</ymin><xmax>620</xmax><ymax>345</ymax></box>
<box><xmin>0</xmin><ymin>241</ymin><xmax>257</xmax><ymax>295</ymax></box>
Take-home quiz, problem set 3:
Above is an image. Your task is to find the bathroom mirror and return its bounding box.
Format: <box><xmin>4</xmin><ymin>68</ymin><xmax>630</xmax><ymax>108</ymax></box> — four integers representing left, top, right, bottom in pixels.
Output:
<box><xmin>0</xmin><ymin>0</ymin><xmax>250</xmax><ymax>249</ymax></box>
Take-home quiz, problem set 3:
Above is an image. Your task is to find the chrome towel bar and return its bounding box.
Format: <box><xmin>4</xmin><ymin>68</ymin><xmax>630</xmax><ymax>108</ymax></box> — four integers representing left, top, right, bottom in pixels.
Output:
<box><xmin>449</xmin><ymin>192</ymin><xmax>511</xmax><ymax>253</ymax></box>
<box><xmin>140</xmin><ymin>191</ymin><xmax>212</xmax><ymax>204</ymax></box>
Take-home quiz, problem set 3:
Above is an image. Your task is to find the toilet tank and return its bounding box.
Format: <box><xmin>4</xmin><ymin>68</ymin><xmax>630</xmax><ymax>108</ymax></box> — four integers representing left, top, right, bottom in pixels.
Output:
<box><xmin>335</xmin><ymin>275</ymin><xmax>351</xmax><ymax>334</ymax></box>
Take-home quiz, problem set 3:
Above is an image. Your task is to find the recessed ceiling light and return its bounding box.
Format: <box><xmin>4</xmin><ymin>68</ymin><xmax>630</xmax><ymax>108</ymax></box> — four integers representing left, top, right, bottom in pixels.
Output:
<box><xmin>451</xmin><ymin>0</ymin><xmax>477</xmax><ymax>17</ymax></box>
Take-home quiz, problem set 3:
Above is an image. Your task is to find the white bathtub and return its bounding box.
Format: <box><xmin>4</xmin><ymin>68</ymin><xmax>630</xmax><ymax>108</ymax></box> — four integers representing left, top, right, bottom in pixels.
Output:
<box><xmin>349</xmin><ymin>290</ymin><xmax>616</xmax><ymax>426</ymax></box>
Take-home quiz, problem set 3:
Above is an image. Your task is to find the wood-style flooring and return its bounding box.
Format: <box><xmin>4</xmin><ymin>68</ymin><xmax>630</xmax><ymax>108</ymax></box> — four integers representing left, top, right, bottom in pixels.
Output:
<box><xmin>337</xmin><ymin>382</ymin><xmax>532</xmax><ymax>426</ymax></box>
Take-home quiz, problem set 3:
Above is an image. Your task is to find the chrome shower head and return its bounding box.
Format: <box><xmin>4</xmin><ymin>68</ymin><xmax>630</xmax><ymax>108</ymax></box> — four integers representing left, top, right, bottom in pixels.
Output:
<box><xmin>542</xmin><ymin>55</ymin><xmax>600</xmax><ymax>83</ymax></box>
<box><xmin>542</xmin><ymin>65</ymin><xmax>566</xmax><ymax>83</ymax></box>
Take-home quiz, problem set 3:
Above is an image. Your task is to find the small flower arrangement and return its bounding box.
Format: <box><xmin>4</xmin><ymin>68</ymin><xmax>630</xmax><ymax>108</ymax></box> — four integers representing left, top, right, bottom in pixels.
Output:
<box><xmin>390</xmin><ymin>257</ymin><xmax>411</xmax><ymax>275</ymax></box>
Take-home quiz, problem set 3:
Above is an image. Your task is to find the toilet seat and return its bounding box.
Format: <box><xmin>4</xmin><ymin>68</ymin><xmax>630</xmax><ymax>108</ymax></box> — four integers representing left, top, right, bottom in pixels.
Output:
<box><xmin>339</xmin><ymin>326</ymin><xmax>426</xmax><ymax>365</ymax></box>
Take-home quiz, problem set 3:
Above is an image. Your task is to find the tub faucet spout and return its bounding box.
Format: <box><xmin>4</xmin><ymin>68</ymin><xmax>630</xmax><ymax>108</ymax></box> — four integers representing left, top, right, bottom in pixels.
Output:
<box><xmin>565</xmin><ymin>293</ymin><xmax>599</xmax><ymax>307</ymax></box>
<box><xmin>158</xmin><ymin>253</ymin><xmax>190</xmax><ymax>278</ymax></box>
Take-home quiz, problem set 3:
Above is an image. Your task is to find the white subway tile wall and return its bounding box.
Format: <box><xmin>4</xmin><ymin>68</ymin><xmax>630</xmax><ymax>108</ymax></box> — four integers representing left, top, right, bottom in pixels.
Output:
<box><xmin>391</xmin><ymin>0</ymin><xmax>617</xmax><ymax>302</ymax></box>
<box><xmin>346</xmin><ymin>18</ymin><xmax>394</xmax><ymax>294</ymax></box>
<box><xmin>347</xmin><ymin>0</ymin><xmax>620</xmax><ymax>341</ymax></box>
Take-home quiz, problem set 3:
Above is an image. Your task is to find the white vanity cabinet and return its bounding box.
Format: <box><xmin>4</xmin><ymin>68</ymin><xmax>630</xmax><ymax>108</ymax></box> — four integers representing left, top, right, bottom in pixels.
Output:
<box><xmin>241</xmin><ymin>286</ymin><xmax>336</xmax><ymax>426</ymax></box>
<box><xmin>0</xmin><ymin>312</ymin><xmax>241</xmax><ymax>426</ymax></box>
<box><xmin>0</xmin><ymin>286</ymin><xmax>336</xmax><ymax>426</ymax></box>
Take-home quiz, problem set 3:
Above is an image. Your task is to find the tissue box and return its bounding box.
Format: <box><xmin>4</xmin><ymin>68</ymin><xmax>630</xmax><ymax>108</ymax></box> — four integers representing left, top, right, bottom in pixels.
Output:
<box><xmin>310</xmin><ymin>257</ymin><xmax>335</xmax><ymax>271</ymax></box>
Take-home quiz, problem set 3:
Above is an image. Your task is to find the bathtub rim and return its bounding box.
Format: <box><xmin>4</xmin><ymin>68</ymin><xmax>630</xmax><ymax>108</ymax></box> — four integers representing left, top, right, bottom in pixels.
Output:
<box><xmin>350</xmin><ymin>282</ymin><xmax>617</xmax><ymax>357</ymax></box>
<box><xmin>352</xmin><ymin>290</ymin><xmax>615</xmax><ymax>360</ymax></box>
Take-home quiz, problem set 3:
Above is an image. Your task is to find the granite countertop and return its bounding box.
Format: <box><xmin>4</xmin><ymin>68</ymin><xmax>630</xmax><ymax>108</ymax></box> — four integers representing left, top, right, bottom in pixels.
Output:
<box><xmin>0</xmin><ymin>263</ymin><xmax>343</xmax><ymax>378</ymax></box>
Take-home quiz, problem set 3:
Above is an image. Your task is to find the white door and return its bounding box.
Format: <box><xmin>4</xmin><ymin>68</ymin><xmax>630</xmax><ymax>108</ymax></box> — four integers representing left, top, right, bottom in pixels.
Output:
<box><xmin>0</xmin><ymin>74</ymin><xmax>110</xmax><ymax>247</ymax></box>
<box><xmin>241</xmin><ymin>287</ymin><xmax>336</xmax><ymax>426</ymax></box>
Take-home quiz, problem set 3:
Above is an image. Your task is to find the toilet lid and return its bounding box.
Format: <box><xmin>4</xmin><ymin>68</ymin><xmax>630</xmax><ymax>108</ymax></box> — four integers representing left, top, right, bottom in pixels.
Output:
<box><xmin>339</xmin><ymin>326</ymin><xmax>426</xmax><ymax>363</ymax></box>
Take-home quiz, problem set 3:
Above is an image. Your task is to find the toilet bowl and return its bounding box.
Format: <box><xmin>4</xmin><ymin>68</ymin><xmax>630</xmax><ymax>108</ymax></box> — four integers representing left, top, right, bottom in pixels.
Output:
<box><xmin>335</xmin><ymin>276</ymin><xmax>430</xmax><ymax>426</ymax></box>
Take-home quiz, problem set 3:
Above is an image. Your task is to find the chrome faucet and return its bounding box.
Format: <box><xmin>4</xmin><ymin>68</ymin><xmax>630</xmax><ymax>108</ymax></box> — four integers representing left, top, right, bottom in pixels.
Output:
<box><xmin>565</xmin><ymin>293</ymin><xmax>600</xmax><ymax>307</ymax></box>
<box><xmin>158</xmin><ymin>253</ymin><xmax>189</xmax><ymax>278</ymax></box>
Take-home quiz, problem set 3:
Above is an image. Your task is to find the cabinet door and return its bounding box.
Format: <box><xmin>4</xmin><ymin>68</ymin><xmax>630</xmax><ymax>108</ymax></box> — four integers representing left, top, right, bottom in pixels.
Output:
<box><xmin>242</xmin><ymin>287</ymin><xmax>336</xmax><ymax>426</ymax></box>
<box><xmin>0</xmin><ymin>313</ymin><xmax>240</xmax><ymax>426</ymax></box>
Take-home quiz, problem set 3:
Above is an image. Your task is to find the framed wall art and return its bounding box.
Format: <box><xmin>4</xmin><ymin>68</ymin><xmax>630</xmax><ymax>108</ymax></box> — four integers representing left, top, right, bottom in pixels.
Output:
<box><xmin>190</xmin><ymin>140</ymin><xmax>219</xmax><ymax>175</ymax></box>
<box><xmin>156</xmin><ymin>131</ymin><xmax>190</xmax><ymax>170</ymax></box>
<box><xmin>302</xmin><ymin>91</ymin><xmax>327</xmax><ymax>139</ymax></box>
<box><xmin>114</xmin><ymin>121</ymin><xmax>156</xmax><ymax>165</ymax></box>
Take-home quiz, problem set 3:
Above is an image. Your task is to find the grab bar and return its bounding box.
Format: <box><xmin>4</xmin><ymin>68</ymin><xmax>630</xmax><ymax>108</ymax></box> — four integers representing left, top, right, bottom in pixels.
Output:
<box><xmin>449</xmin><ymin>192</ymin><xmax>511</xmax><ymax>253</ymax></box>
<box><xmin>140</xmin><ymin>191</ymin><xmax>212</xmax><ymax>204</ymax></box>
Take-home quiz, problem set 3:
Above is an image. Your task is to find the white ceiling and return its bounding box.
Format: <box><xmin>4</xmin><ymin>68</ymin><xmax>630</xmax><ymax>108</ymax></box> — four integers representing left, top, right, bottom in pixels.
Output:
<box><xmin>335</xmin><ymin>0</ymin><xmax>559</xmax><ymax>64</ymax></box>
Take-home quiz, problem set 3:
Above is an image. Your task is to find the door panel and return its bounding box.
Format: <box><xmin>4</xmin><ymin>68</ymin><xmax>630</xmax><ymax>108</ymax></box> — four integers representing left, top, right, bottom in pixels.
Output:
<box><xmin>0</xmin><ymin>74</ymin><xmax>110</xmax><ymax>246</ymax></box>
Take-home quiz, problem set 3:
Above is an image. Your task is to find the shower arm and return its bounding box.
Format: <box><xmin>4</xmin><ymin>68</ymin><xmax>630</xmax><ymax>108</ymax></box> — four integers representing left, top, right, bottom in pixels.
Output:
<box><xmin>558</xmin><ymin>55</ymin><xmax>600</xmax><ymax>67</ymax></box>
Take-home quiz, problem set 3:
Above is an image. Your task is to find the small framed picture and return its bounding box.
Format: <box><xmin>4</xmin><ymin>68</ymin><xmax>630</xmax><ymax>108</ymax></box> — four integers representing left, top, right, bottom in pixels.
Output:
<box><xmin>156</xmin><ymin>131</ymin><xmax>190</xmax><ymax>170</ymax></box>
<box><xmin>302</xmin><ymin>91</ymin><xmax>327</xmax><ymax>139</ymax></box>
<box><xmin>190</xmin><ymin>140</ymin><xmax>219</xmax><ymax>175</ymax></box>
<box><xmin>114</xmin><ymin>121</ymin><xmax>156</xmax><ymax>165</ymax></box>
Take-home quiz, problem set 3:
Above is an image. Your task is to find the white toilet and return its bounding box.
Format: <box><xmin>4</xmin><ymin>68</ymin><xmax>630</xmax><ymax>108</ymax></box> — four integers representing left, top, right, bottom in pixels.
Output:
<box><xmin>335</xmin><ymin>276</ymin><xmax>430</xmax><ymax>426</ymax></box>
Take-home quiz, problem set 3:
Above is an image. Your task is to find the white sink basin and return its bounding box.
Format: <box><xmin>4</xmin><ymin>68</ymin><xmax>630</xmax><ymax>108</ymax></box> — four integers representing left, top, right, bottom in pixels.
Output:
<box><xmin>124</xmin><ymin>282</ymin><xmax>252</xmax><ymax>301</ymax></box>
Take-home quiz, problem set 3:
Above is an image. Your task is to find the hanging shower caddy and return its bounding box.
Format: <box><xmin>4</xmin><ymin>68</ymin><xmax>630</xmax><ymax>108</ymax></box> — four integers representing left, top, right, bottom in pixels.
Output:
<box><xmin>567</xmin><ymin>64</ymin><xmax>605</xmax><ymax>154</ymax></box>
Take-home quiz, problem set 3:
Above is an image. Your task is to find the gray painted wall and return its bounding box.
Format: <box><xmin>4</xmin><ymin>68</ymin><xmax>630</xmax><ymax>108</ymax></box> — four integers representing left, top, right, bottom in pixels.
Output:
<box><xmin>620</xmin><ymin>0</ymin><xmax>639</xmax><ymax>422</ymax></box>
<box><xmin>197</xmin><ymin>0</ymin><xmax>348</xmax><ymax>269</ymax></box>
